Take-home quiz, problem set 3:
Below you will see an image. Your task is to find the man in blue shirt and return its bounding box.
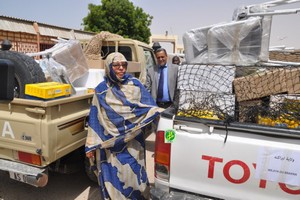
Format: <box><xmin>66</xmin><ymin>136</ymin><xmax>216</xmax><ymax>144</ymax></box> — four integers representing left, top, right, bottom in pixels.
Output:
<box><xmin>145</xmin><ymin>48</ymin><xmax>178</xmax><ymax>108</ymax></box>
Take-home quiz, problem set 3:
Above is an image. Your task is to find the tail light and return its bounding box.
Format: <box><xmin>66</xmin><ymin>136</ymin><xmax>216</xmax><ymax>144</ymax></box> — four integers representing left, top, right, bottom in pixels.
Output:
<box><xmin>18</xmin><ymin>151</ymin><xmax>42</xmax><ymax>166</ymax></box>
<box><xmin>154</xmin><ymin>130</ymin><xmax>171</xmax><ymax>181</ymax></box>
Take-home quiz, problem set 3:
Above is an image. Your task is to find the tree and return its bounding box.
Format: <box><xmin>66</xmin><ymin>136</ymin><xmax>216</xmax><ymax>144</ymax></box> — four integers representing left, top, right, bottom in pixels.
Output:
<box><xmin>82</xmin><ymin>0</ymin><xmax>153</xmax><ymax>44</ymax></box>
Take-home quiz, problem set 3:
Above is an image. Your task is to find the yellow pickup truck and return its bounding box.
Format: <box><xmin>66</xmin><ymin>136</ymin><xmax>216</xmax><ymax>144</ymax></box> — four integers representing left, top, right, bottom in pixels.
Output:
<box><xmin>0</xmin><ymin>34</ymin><xmax>156</xmax><ymax>187</ymax></box>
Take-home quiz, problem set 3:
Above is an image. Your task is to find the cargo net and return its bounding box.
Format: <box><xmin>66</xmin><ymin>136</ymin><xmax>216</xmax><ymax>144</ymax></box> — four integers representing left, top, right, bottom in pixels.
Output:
<box><xmin>177</xmin><ymin>64</ymin><xmax>300</xmax><ymax>129</ymax></box>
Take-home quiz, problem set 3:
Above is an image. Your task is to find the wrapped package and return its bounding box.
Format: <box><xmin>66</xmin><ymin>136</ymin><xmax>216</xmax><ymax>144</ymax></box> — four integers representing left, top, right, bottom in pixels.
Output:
<box><xmin>256</xmin><ymin>15</ymin><xmax>272</xmax><ymax>61</ymax></box>
<box><xmin>177</xmin><ymin>64</ymin><xmax>235</xmax><ymax>93</ymax></box>
<box><xmin>39</xmin><ymin>57</ymin><xmax>69</xmax><ymax>83</ymax></box>
<box><xmin>182</xmin><ymin>25</ymin><xmax>212</xmax><ymax>64</ymax></box>
<box><xmin>232</xmin><ymin>6</ymin><xmax>272</xmax><ymax>62</ymax></box>
<box><xmin>51</xmin><ymin>39</ymin><xmax>89</xmax><ymax>83</ymax></box>
<box><xmin>72</xmin><ymin>69</ymin><xmax>105</xmax><ymax>89</ymax></box>
<box><xmin>207</xmin><ymin>17</ymin><xmax>264</xmax><ymax>66</ymax></box>
<box><xmin>183</xmin><ymin>16</ymin><xmax>271</xmax><ymax>65</ymax></box>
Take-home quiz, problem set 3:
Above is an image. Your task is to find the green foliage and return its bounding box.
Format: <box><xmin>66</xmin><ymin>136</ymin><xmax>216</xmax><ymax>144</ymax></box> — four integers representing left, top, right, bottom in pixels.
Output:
<box><xmin>82</xmin><ymin>0</ymin><xmax>153</xmax><ymax>44</ymax></box>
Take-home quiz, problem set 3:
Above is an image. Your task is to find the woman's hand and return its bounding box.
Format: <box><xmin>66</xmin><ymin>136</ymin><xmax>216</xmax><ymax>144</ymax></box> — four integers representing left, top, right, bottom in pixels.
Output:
<box><xmin>86</xmin><ymin>151</ymin><xmax>95</xmax><ymax>158</ymax></box>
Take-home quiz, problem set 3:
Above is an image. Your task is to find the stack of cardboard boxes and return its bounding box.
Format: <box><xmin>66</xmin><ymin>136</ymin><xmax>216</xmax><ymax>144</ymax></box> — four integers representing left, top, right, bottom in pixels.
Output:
<box><xmin>233</xmin><ymin>67</ymin><xmax>300</xmax><ymax>127</ymax></box>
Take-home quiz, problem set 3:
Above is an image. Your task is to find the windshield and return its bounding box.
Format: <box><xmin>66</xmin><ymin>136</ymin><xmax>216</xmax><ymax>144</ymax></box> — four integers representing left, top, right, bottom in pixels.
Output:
<box><xmin>143</xmin><ymin>48</ymin><xmax>156</xmax><ymax>69</ymax></box>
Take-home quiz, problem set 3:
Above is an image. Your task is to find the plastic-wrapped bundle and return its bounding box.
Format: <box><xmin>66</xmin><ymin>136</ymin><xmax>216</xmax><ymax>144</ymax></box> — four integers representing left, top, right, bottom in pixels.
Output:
<box><xmin>177</xmin><ymin>64</ymin><xmax>235</xmax><ymax>93</ymax></box>
<box><xmin>182</xmin><ymin>25</ymin><xmax>212</xmax><ymax>64</ymax></box>
<box><xmin>51</xmin><ymin>39</ymin><xmax>89</xmax><ymax>83</ymax></box>
<box><xmin>207</xmin><ymin>17</ymin><xmax>263</xmax><ymax>66</ymax></box>
<box><xmin>232</xmin><ymin>5</ymin><xmax>272</xmax><ymax>62</ymax></box>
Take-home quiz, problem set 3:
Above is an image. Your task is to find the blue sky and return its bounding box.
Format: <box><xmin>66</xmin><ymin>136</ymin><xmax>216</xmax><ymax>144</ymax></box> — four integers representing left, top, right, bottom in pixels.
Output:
<box><xmin>1</xmin><ymin>0</ymin><xmax>300</xmax><ymax>51</ymax></box>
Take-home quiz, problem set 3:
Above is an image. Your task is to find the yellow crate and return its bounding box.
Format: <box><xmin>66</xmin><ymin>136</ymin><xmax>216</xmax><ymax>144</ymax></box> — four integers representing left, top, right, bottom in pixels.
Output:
<box><xmin>258</xmin><ymin>115</ymin><xmax>300</xmax><ymax>129</ymax></box>
<box><xmin>25</xmin><ymin>82</ymin><xmax>71</xmax><ymax>99</ymax></box>
<box><xmin>177</xmin><ymin>109</ymin><xmax>223</xmax><ymax>120</ymax></box>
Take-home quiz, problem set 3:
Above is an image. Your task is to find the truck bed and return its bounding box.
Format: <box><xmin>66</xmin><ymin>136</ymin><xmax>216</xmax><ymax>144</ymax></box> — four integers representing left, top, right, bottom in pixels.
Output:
<box><xmin>0</xmin><ymin>93</ymin><xmax>93</xmax><ymax>185</ymax></box>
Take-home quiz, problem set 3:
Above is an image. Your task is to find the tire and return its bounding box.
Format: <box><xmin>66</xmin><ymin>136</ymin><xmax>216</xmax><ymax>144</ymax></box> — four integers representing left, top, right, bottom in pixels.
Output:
<box><xmin>84</xmin><ymin>156</ymin><xmax>98</xmax><ymax>184</ymax></box>
<box><xmin>0</xmin><ymin>51</ymin><xmax>46</xmax><ymax>98</ymax></box>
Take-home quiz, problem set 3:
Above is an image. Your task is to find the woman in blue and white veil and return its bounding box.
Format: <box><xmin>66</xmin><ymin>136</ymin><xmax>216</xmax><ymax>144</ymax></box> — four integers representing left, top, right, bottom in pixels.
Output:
<box><xmin>85</xmin><ymin>52</ymin><xmax>163</xmax><ymax>200</ymax></box>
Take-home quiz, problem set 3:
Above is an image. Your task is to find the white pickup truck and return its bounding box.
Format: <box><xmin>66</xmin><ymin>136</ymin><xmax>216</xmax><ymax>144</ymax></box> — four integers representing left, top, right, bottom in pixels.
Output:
<box><xmin>151</xmin><ymin>1</ymin><xmax>300</xmax><ymax>199</ymax></box>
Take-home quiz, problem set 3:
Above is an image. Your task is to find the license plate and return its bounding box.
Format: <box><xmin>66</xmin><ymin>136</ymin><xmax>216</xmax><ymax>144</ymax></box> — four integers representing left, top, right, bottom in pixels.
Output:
<box><xmin>9</xmin><ymin>171</ymin><xmax>27</xmax><ymax>183</ymax></box>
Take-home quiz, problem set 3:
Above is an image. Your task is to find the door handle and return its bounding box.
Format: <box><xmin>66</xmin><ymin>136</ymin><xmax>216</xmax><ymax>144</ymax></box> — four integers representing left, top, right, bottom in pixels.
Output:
<box><xmin>174</xmin><ymin>125</ymin><xmax>203</xmax><ymax>133</ymax></box>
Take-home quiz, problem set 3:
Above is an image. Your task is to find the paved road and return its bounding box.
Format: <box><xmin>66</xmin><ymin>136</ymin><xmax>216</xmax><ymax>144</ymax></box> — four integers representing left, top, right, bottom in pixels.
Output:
<box><xmin>0</xmin><ymin>133</ymin><xmax>155</xmax><ymax>200</ymax></box>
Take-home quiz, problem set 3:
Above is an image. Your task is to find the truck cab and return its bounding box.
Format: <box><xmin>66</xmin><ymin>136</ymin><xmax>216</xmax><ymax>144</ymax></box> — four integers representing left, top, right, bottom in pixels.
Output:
<box><xmin>83</xmin><ymin>36</ymin><xmax>157</xmax><ymax>85</ymax></box>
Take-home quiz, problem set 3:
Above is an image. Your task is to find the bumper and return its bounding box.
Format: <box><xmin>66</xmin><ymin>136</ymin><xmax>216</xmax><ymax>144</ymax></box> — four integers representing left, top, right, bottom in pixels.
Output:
<box><xmin>150</xmin><ymin>187</ymin><xmax>217</xmax><ymax>200</ymax></box>
<box><xmin>0</xmin><ymin>159</ymin><xmax>48</xmax><ymax>187</ymax></box>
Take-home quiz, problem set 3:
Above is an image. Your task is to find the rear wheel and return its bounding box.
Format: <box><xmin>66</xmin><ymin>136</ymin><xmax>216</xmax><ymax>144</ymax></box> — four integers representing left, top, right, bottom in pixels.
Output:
<box><xmin>0</xmin><ymin>51</ymin><xmax>46</xmax><ymax>98</ymax></box>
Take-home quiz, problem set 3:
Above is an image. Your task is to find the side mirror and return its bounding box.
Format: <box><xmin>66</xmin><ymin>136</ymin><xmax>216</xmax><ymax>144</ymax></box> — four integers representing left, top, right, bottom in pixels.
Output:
<box><xmin>0</xmin><ymin>59</ymin><xmax>14</xmax><ymax>101</ymax></box>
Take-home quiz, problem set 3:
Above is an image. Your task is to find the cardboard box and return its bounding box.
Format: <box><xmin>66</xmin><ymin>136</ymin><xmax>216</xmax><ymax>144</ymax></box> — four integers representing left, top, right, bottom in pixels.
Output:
<box><xmin>74</xmin><ymin>87</ymin><xmax>88</xmax><ymax>96</ymax></box>
<box><xmin>234</xmin><ymin>67</ymin><xmax>300</xmax><ymax>102</ymax></box>
<box><xmin>286</xmin><ymin>67</ymin><xmax>300</xmax><ymax>94</ymax></box>
<box><xmin>270</xmin><ymin>94</ymin><xmax>300</xmax><ymax>113</ymax></box>
<box><xmin>234</xmin><ymin>68</ymin><xmax>287</xmax><ymax>102</ymax></box>
<box><xmin>238</xmin><ymin>99</ymin><xmax>262</xmax><ymax>123</ymax></box>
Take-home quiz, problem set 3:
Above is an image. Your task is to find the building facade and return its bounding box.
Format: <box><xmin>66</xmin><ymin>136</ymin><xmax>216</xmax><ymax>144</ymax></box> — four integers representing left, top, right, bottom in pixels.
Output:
<box><xmin>0</xmin><ymin>15</ymin><xmax>95</xmax><ymax>53</ymax></box>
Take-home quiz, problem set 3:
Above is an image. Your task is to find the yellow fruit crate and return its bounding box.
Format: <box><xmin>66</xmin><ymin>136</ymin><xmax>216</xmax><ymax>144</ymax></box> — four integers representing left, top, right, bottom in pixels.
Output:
<box><xmin>25</xmin><ymin>82</ymin><xmax>71</xmax><ymax>99</ymax></box>
<box><xmin>258</xmin><ymin>115</ymin><xmax>300</xmax><ymax>129</ymax></box>
<box><xmin>177</xmin><ymin>109</ymin><xmax>223</xmax><ymax>120</ymax></box>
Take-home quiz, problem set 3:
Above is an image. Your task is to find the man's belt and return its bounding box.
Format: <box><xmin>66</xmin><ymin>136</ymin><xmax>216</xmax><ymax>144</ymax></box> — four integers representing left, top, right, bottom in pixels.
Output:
<box><xmin>156</xmin><ymin>101</ymin><xmax>172</xmax><ymax>107</ymax></box>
